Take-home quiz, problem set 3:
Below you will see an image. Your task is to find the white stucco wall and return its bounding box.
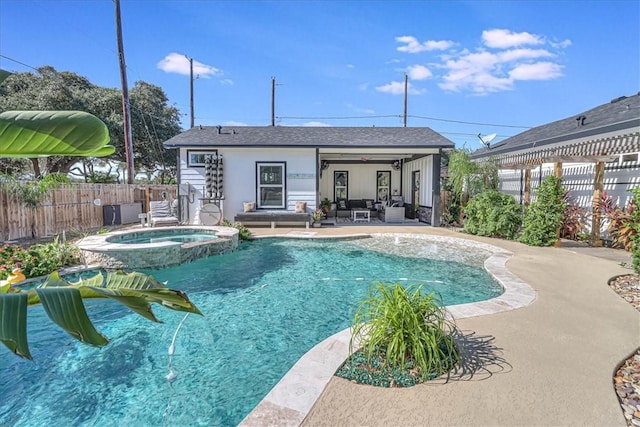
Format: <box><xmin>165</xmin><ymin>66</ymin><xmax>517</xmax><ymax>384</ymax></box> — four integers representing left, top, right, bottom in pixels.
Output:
<box><xmin>178</xmin><ymin>147</ymin><xmax>317</xmax><ymax>223</ymax></box>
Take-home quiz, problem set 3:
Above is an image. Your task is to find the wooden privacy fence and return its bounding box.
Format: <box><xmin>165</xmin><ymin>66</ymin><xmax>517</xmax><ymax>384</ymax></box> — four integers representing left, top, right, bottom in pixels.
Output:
<box><xmin>0</xmin><ymin>183</ymin><xmax>177</xmax><ymax>241</ymax></box>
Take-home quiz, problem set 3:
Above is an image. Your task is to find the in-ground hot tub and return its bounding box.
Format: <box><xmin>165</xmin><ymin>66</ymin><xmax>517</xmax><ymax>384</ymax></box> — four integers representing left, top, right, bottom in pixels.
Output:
<box><xmin>77</xmin><ymin>226</ymin><xmax>239</xmax><ymax>270</ymax></box>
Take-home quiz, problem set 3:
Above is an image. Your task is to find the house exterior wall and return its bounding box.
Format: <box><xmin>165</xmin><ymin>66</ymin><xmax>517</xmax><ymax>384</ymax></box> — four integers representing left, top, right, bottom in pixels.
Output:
<box><xmin>178</xmin><ymin>147</ymin><xmax>317</xmax><ymax>223</ymax></box>
<box><xmin>319</xmin><ymin>163</ymin><xmax>401</xmax><ymax>202</ymax></box>
<box><xmin>176</xmin><ymin>146</ymin><xmax>441</xmax><ymax>226</ymax></box>
<box><xmin>498</xmin><ymin>152</ymin><xmax>640</xmax><ymax>211</ymax></box>
<box><xmin>402</xmin><ymin>156</ymin><xmax>434</xmax><ymax>207</ymax></box>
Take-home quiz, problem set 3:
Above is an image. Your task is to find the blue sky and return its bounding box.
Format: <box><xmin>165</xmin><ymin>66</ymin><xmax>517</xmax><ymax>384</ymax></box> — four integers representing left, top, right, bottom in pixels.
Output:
<box><xmin>1</xmin><ymin>0</ymin><xmax>638</xmax><ymax>147</ymax></box>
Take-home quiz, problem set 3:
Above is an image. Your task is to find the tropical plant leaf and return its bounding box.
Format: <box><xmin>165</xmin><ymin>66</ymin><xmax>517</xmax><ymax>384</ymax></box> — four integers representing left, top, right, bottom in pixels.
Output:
<box><xmin>103</xmin><ymin>270</ymin><xmax>166</xmax><ymax>290</ymax></box>
<box><xmin>42</xmin><ymin>270</ymin><xmax>201</xmax><ymax>315</ymax></box>
<box><xmin>0</xmin><ymin>293</ymin><xmax>32</xmax><ymax>360</ymax></box>
<box><xmin>0</xmin><ymin>110</ymin><xmax>114</xmax><ymax>158</ymax></box>
<box><xmin>2</xmin><ymin>270</ymin><xmax>203</xmax><ymax>360</ymax></box>
<box><xmin>84</xmin><ymin>287</ymin><xmax>160</xmax><ymax>322</ymax></box>
<box><xmin>35</xmin><ymin>287</ymin><xmax>109</xmax><ymax>346</ymax></box>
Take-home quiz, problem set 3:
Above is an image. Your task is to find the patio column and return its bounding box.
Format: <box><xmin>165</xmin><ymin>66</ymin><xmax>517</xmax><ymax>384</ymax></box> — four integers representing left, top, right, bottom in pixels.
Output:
<box><xmin>524</xmin><ymin>168</ymin><xmax>532</xmax><ymax>207</ymax></box>
<box><xmin>431</xmin><ymin>153</ymin><xmax>441</xmax><ymax>227</ymax></box>
<box><xmin>591</xmin><ymin>161</ymin><xmax>605</xmax><ymax>247</ymax></box>
<box><xmin>553</xmin><ymin>162</ymin><xmax>563</xmax><ymax>247</ymax></box>
<box><xmin>554</xmin><ymin>162</ymin><xmax>563</xmax><ymax>178</ymax></box>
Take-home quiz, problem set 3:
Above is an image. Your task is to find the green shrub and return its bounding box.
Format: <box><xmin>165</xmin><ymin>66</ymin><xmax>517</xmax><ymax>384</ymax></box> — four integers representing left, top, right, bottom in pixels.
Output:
<box><xmin>349</xmin><ymin>283</ymin><xmax>459</xmax><ymax>381</ymax></box>
<box><xmin>462</xmin><ymin>190</ymin><xmax>522</xmax><ymax>239</ymax></box>
<box><xmin>221</xmin><ymin>219</ymin><xmax>252</xmax><ymax>241</ymax></box>
<box><xmin>628</xmin><ymin>187</ymin><xmax>640</xmax><ymax>273</ymax></box>
<box><xmin>0</xmin><ymin>238</ymin><xmax>80</xmax><ymax>280</ymax></box>
<box><xmin>520</xmin><ymin>175</ymin><xmax>566</xmax><ymax>246</ymax></box>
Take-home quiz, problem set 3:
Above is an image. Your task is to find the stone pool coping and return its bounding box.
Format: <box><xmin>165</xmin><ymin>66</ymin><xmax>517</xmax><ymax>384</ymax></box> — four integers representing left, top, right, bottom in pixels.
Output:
<box><xmin>76</xmin><ymin>226</ymin><xmax>239</xmax><ymax>270</ymax></box>
<box><xmin>239</xmin><ymin>232</ymin><xmax>536</xmax><ymax>426</ymax></box>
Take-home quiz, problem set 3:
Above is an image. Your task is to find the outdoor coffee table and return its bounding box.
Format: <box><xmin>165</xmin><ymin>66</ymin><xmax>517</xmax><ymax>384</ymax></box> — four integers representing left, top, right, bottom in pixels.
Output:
<box><xmin>351</xmin><ymin>209</ymin><xmax>370</xmax><ymax>222</ymax></box>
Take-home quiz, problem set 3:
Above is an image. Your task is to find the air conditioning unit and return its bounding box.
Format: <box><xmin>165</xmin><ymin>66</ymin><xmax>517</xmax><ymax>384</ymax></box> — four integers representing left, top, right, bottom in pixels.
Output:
<box><xmin>103</xmin><ymin>203</ymin><xmax>142</xmax><ymax>226</ymax></box>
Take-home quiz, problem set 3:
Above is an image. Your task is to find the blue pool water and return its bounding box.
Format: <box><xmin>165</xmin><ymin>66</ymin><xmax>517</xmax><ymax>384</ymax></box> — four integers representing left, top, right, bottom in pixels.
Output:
<box><xmin>0</xmin><ymin>236</ymin><xmax>502</xmax><ymax>426</ymax></box>
<box><xmin>108</xmin><ymin>231</ymin><xmax>218</xmax><ymax>244</ymax></box>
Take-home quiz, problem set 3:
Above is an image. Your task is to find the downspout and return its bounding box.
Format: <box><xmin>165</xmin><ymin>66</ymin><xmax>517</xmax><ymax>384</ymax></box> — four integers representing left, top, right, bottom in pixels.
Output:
<box><xmin>431</xmin><ymin>151</ymin><xmax>442</xmax><ymax>226</ymax></box>
<box><xmin>519</xmin><ymin>169</ymin><xmax>524</xmax><ymax>205</ymax></box>
<box><xmin>176</xmin><ymin>148</ymin><xmax>183</xmax><ymax>223</ymax></box>
<box><xmin>315</xmin><ymin>148</ymin><xmax>320</xmax><ymax>209</ymax></box>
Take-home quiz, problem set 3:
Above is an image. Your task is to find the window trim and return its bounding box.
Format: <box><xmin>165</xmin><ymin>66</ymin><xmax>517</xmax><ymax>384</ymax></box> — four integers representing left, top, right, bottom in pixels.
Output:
<box><xmin>186</xmin><ymin>149</ymin><xmax>218</xmax><ymax>167</ymax></box>
<box><xmin>376</xmin><ymin>170</ymin><xmax>391</xmax><ymax>202</ymax></box>
<box><xmin>255</xmin><ymin>161</ymin><xmax>287</xmax><ymax>209</ymax></box>
<box><xmin>334</xmin><ymin>170</ymin><xmax>349</xmax><ymax>201</ymax></box>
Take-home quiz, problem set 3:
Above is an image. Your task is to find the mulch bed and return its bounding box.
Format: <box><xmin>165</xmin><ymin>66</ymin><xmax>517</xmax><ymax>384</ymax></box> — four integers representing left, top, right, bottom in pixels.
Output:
<box><xmin>609</xmin><ymin>273</ymin><xmax>640</xmax><ymax>426</ymax></box>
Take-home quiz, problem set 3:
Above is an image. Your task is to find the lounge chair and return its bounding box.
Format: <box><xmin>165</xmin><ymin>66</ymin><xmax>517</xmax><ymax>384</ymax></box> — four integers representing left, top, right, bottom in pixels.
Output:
<box><xmin>148</xmin><ymin>200</ymin><xmax>179</xmax><ymax>227</ymax></box>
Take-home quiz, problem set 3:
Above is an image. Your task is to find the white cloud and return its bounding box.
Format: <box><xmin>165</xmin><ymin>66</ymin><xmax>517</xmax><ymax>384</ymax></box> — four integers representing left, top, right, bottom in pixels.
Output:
<box><xmin>220</xmin><ymin>79</ymin><xmax>234</xmax><ymax>85</ymax></box>
<box><xmin>376</xmin><ymin>80</ymin><xmax>425</xmax><ymax>95</ymax></box>
<box><xmin>497</xmin><ymin>48</ymin><xmax>554</xmax><ymax>62</ymax></box>
<box><xmin>376</xmin><ymin>81</ymin><xmax>405</xmax><ymax>95</ymax></box>
<box><xmin>482</xmin><ymin>29</ymin><xmax>543</xmax><ymax>49</ymax></box>
<box><xmin>550</xmin><ymin>39</ymin><xmax>572</xmax><ymax>49</ymax></box>
<box><xmin>407</xmin><ymin>64</ymin><xmax>433</xmax><ymax>80</ymax></box>
<box><xmin>387</xmin><ymin>28</ymin><xmax>569</xmax><ymax>95</ymax></box>
<box><xmin>223</xmin><ymin>121</ymin><xmax>247</xmax><ymax>126</ymax></box>
<box><xmin>396</xmin><ymin>35</ymin><xmax>455</xmax><ymax>53</ymax></box>
<box><xmin>157</xmin><ymin>53</ymin><xmax>220</xmax><ymax>78</ymax></box>
<box><xmin>509</xmin><ymin>62</ymin><xmax>563</xmax><ymax>80</ymax></box>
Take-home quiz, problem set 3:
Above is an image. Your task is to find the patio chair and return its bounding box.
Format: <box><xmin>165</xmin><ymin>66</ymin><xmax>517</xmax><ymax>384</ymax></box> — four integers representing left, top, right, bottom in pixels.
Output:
<box><xmin>148</xmin><ymin>200</ymin><xmax>179</xmax><ymax>227</ymax></box>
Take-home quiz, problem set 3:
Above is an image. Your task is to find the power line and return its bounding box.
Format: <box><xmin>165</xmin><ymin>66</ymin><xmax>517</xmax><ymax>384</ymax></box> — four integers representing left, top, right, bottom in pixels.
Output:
<box><xmin>1</xmin><ymin>55</ymin><xmax>529</xmax><ymax>133</ymax></box>
<box><xmin>278</xmin><ymin>114</ymin><xmax>401</xmax><ymax>120</ymax></box>
<box><xmin>276</xmin><ymin>113</ymin><xmax>532</xmax><ymax>129</ymax></box>
<box><xmin>0</xmin><ymin>54</ymin><xmax>40</xmax><ymax>72</ymax></box>
<box><xmin>408</xmin><ymin>114</ymin><xmax>532</xmax><ymax>129</ymax></box>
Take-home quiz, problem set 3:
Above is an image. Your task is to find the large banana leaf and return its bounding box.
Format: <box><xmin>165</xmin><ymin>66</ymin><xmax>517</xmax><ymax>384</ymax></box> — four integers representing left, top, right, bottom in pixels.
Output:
<box><xmin>0</xmin><ymin>292</ymin><xmax>32</xmax><ymax>360</ymax></box>
<box><xmin>0</xmin><ymin>270</ymin><xmax>202</xmax><ymax>360</ymax></box>
<box><xmin>0</xmin><ymin>111</ymin><xmax>114</xmax><ymax>158</ymax></box>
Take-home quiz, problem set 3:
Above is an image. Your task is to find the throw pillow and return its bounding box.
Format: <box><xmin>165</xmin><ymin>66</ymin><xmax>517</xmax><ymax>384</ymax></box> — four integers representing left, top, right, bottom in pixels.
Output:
<box><xmin>295</xmin><ymin>201</ymin><xmax>307</xmax><ymax>213</ymax></box>
<box><xmin>365</xmin><ymin>199</ymin><xmax>374</xmax><ymax>209</ymax></box>
<box><xmin>338</xmin><ymin>199</ymin><xmax>347</xmax><ymax>209</ymax></box>
<box><xmin>243</xmin><ymin>202</ymin><xmax>256</xmax><ymax>212</ymax></box>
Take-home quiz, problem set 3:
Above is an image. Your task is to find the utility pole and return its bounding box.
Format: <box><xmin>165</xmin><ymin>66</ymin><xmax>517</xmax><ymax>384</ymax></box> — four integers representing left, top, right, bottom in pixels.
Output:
<box><xmin>114</xmin><ymin>0</ymin><xmax>134</xmax><ymax>184</ymax></box>
<box><xmin>403</xmin><ymin>73</ymin><xmax>408</xmax><ymax>128</ymax></box>
<box><xmin>271</xmin><ymin>76</ymin><xmax>275</xmax><ymax>126</ymax></box>
<box><xmin>187</xmin><ymin>56</ymin><xmax>194</xmax><ymax>128</ymax></box>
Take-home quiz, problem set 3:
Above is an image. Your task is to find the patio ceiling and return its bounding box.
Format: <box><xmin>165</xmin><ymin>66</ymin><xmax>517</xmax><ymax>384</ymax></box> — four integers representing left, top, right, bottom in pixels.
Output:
<box><xmin>318</xmin><ymin>147</ymin><xmax>441</xmax><ymax>161</ymax></box>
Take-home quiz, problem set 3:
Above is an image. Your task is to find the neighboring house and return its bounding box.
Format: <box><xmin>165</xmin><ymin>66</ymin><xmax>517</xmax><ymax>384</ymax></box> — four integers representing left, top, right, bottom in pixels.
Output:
<box><xmin>162</xmin><ymin>126</ymin><xmax>454</xmax><ymax>226</ymax></box>
<box><xmin>471</xmin><ymin>93</ymin><xmax>640</xmax><ymax>233</ymax></box>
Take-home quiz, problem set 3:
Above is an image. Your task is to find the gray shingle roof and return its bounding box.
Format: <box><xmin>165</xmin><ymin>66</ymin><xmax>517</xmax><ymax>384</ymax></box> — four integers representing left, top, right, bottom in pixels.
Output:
<box><xmin>163</xmin><ymin>126</ymin><xmax>455</xmax><ymax>149</ymax></box>
<box><xmin>472</xmin><ymin>92</ymin><xmax>640</xmax><ymax>159</ymax></box>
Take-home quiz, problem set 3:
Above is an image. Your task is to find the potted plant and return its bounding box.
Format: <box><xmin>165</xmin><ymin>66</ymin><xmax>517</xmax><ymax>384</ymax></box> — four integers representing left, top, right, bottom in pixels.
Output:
<box><xmin>312</xmin><ymin>209</ymin><xmax>324</xmax><ymax>227</ymax></box>
<box><xmin>320</xmin><ymin>198</ymin><xmax>332</xmax><ymax>214</ymax></box>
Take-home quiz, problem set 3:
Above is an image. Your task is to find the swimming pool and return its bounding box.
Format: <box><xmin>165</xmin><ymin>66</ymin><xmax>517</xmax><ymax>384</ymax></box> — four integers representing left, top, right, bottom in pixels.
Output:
<box><xmin>106</xmin><ymin>229</ymin><xmax>219</xmax><ymax>244</ymax></box>
<box><xmin>0</xmin><ymin>235</ymin><xmax>503</xmax><ymax>426</ymax></box>
<box><xmin>77</xmin><ymin>226</ymin><xmax>238</xmax><ymax>269</ymax></box>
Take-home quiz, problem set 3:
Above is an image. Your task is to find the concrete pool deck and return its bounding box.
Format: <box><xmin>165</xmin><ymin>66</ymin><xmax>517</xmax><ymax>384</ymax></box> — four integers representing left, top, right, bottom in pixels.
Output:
<box><xmin>241</xmin><ymin>225</ymin><xmax>638</xmax><ymax>427</ymax></box>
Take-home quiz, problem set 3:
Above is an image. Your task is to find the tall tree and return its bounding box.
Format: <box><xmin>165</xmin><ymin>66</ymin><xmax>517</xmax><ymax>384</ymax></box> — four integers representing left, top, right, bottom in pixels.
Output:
<box><xmin>0</xmin><ymin>66</ymin><xmax>182</xmax><ymax>181</ymax></box>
